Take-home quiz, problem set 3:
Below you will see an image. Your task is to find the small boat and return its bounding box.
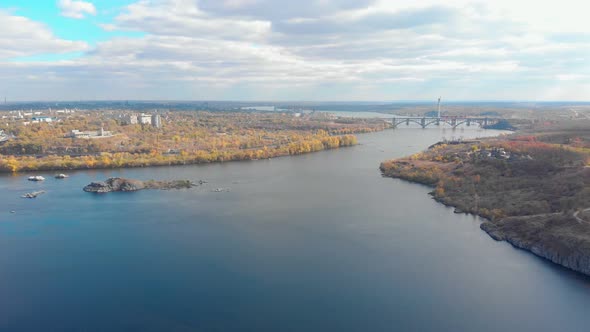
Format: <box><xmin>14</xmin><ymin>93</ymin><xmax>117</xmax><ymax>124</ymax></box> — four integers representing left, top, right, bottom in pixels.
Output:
<box><xmin>55</xmin><ymin>174</ymin><xmax>69</xmax><ymax>179</ymax></box>
<box><xmin>27</xmin><ymin>176</ymin><xmax>45</xmax><ymax>181</ymax></box>
<box><xmin>21</xmin><ymin>190</ymin><xmax>45</xmax><ymax>198</ymax></box>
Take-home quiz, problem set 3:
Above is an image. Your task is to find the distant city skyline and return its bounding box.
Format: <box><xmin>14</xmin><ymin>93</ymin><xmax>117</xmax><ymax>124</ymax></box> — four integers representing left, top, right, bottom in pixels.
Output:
<box><xmin>1</xmin><ymin>0</ymin><xmax>589</xmax><ymax>101</ymax></box>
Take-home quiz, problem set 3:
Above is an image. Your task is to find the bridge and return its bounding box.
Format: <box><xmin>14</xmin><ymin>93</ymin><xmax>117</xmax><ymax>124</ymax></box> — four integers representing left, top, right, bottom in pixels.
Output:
<box><xmin>388</xmin><ymin>116</ymin><xmax>501</xmax><ymax>129</ymax></box>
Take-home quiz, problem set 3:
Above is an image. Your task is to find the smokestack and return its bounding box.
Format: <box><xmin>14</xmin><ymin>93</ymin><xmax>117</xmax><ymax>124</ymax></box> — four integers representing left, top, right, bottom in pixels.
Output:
<box><xmin>437</xmin><ymin>97</ymin><xmax>441</xmax><ymax>118</ymax></box>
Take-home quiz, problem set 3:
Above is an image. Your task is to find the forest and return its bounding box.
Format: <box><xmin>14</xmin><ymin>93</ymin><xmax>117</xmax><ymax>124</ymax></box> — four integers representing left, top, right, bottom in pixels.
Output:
<box><xmin>0</xmin><ymin>111</ymin><xmax>388</xmax><ymax>172</ymax></box>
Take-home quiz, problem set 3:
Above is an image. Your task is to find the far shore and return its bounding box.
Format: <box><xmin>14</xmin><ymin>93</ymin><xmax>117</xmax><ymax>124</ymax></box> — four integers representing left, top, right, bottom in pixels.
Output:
<box><xmin>0</xmin><ymin>137</ymin><xmax>358</xmax><ymax>175</ymax></box>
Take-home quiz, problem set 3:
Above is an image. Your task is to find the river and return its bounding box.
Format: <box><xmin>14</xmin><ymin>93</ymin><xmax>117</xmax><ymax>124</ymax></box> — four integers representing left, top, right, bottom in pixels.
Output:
<box><xmin>1</xmin><ymin>128</ymin><xmax>590</xmax><ymax>331</ymax></box>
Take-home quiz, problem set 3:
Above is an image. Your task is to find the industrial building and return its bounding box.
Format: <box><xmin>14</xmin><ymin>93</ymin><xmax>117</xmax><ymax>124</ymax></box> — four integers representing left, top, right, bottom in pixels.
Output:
<box><xmin>67</xmin><ymin>127</ymin><xmax>112</xmax><ymax>139</ymax></box>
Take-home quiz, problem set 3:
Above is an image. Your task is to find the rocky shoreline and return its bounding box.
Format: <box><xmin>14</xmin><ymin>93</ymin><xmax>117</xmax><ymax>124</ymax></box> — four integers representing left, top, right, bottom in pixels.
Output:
<box><xmin>83</xmin><ymin>177</ymin><xmax>194</xmax><ymax>193</ymax></box>
<box><xmin>480</xmin><ymin>214</ymin><xmax>590</xmax><ymax>276</ymax></box>
<box><xmin>383</xmin><ymin>170</ymin><xmax>590</xmax><ymax>277</ymax></box>
<box><xmin>380</xmin><ymin>135</ymin><xmax>590</xmax><ymax>277</ymax></box>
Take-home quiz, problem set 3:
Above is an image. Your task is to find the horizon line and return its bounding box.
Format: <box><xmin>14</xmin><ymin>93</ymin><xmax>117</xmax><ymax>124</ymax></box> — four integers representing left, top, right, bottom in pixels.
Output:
<box><xmin>2</xmin><ymin>99</ymin><xmax>590</xmax><ymax>104</ymax></box>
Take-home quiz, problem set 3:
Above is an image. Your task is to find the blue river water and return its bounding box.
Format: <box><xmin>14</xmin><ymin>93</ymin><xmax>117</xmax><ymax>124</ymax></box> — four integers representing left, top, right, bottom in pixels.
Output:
<box><xmin>1</xmin><ymin>127</ymin><xmax>590</xmax><ymax>331</ymax></box>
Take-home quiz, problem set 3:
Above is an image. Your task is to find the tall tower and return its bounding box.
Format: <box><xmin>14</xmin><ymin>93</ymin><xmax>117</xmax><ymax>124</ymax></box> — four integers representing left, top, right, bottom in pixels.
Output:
<box><xmin>152</xmin><ymin>113</ymin><xmax>162</xmax><ymax>128</ymax></box>
<box><xmin>437</xmin><ymin>97</ymin><xmax>441</xmax><ymax>118</ymax></box>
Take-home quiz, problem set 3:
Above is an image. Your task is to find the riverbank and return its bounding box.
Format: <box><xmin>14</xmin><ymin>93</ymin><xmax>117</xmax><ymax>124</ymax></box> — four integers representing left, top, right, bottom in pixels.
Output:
<box><xmin>380</xmin><ymin>127</ymin><xmax>590</xmax><ymax>276</ymax></box>
<box><xmin>0</xmin><ymin>110</ymin><xmax>390</xmax><ymax>173</ymax></box>
<box><xmin>0</xmin><ymin>134</ymin><xmax>358</xmax><ymax>173</ymax></box>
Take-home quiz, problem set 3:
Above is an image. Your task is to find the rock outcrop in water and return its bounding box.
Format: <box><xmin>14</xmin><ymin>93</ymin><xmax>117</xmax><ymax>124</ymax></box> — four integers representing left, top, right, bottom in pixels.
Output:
<box><xmin>83</xmin><ymin>177</ymin><xmax>194</xmax><ymax>193</ymax></box>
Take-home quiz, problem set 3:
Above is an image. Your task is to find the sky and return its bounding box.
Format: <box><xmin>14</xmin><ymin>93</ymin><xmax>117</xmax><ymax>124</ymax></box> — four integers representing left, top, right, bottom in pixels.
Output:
<box><xmin>0</xmin><ymin>0</ymin><xmax>589</xmax><ymax>101</ymax></box>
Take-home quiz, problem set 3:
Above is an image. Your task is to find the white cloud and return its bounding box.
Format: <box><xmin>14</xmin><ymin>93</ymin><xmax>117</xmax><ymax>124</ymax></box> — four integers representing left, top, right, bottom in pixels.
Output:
<box><xmin>198</xmin><ymin>0</ymin><xmax>375</xmax><ymax>20</ymax></box>
<box><xmin>1</xmin><ymin>0</ymin><xmax>590</xmax><ymax>100</ymax></box>
<box><xmin>0</xmin><ymin>10</ymin><xmax>88</xmax><ymax>59</ymax></box>
<box><xmin>221</xmin><ymin>0</ymin><xmax>262</xmax><ymax>10</ymax></box>
<box><xmin>57</xmin><ymin>0</ymin><xmax>97</xmax><ymax>19</ymax></box>
<box><xmin>106</xmin><ymin>0</ymin><xmax>270</xmax><ymax>42</ymax></box>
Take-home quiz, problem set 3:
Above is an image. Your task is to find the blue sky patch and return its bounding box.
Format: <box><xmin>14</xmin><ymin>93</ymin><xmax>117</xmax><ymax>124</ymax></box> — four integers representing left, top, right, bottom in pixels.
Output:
<box><xmin>2</xmin><ymin>0</ymin><xmax>141</xmax><ymax>45</ymax></box>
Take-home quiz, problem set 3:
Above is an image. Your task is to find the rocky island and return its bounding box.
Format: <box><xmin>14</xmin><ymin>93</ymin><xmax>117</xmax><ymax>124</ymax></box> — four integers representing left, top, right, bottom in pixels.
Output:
<box><xmin>83</xmin><ymin>177</ymin><xmax>194</xmax><ymax>193</ymax></box>
<box><xmin>381</xmin><ymin>125</ymin><xmax>590</xmax><ymax>276</ymax></box>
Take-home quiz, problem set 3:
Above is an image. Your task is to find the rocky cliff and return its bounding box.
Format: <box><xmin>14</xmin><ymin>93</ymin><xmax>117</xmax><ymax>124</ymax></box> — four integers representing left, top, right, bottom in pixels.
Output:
<box><xmin>481</xmin><ymin>214</ymin><xmax>590</xmax><ymax>276</ymax></box>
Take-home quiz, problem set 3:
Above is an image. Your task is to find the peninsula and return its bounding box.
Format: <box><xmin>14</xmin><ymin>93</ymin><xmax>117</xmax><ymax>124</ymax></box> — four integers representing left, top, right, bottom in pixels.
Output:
<box><xmin>381</xmin><ymin>122</ymin><xmax>590</xmax><ymax>276</ymax></box>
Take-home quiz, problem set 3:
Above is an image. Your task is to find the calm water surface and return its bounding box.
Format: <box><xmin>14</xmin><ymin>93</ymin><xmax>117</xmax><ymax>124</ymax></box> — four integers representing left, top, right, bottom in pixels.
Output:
<box><xmin>1</xmin><ymin>128</ymin><xmax>590</xmax><ymax>332</ymax></box>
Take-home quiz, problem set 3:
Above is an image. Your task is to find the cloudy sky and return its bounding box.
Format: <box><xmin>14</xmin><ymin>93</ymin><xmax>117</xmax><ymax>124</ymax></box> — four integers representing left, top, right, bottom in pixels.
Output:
<box><xmin>0</xmin><ymin>0</ymin><xmax>589</xmax><ymax>101</ymax></box>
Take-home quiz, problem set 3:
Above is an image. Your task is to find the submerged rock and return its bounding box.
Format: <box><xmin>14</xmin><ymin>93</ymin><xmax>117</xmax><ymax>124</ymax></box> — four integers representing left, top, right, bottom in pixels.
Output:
<box><xmin>83</xmin><ymin>177</ymin><xmax>193</xmax><ymax>193</ymax></box>
<box><xmin>21</xmin><ymin>190</ymin><xmax>46</xmax><ymax>198</ymax></box>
